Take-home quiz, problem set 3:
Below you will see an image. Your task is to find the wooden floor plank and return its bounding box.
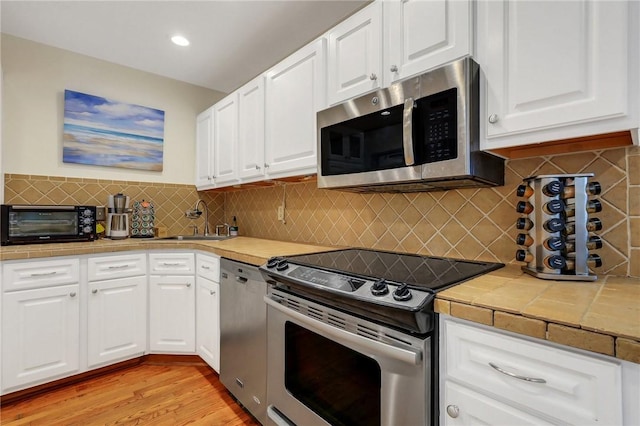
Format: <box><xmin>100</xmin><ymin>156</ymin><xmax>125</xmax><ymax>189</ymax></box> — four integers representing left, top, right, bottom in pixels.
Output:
<box><xmin>1</xmin><ymin>363</ymin><xmax>260</xmax><ymax>425</ymax></box>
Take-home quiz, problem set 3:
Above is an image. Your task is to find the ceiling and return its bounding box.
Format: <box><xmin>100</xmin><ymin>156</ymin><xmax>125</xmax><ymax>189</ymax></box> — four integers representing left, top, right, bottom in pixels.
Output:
<box><xmin>1</xmin><ymin>0</ymin><xmax>369</xmax><ymax>94</ymax></box>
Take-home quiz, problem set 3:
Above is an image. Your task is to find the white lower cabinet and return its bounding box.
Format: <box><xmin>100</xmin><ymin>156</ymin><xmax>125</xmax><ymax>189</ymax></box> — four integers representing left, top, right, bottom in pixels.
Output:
<box><xmin>196</xmin><ymin>276</ymin><xmax>220</xmax><ymax>372</ymax></box>
<box><xmin>195</xmin><ymin>254</ymin><xmax>221</xmax><ymax>372</ymax></box>
<box><xmin>149</xmin><ymin>253</ymin><xmax>196</xmax><ymax>353</ymax></box>
<box><xmin>440</xmin><ymin>315</ymin><xmax>624</xmax><ymax>425</ymax></box>
<box><xmin>87</xmin><ymin>253</ymin><xmax>147</xmax><ymax>368</ymax></box>
<box><xmin>443</xmin><ymin>381</ymin><xmax>554</xmax><ymax>425</ymax></box>
<box><xmin>87</xmin><ymin>276</ymin><xmax>147</xmax><ymax>368</ymax></box>
<box><xmin>2</xmin><ymin>282</ymin><xmax>80</xmax><ymax>391</ymax></box>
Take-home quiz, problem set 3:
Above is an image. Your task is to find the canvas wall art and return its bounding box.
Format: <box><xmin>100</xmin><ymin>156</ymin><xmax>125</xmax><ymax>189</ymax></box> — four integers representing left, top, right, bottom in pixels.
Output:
<box><xmin>63</xmin><ymin>90</ymin><xmax>165</xmax><ymax>171</ymax></box>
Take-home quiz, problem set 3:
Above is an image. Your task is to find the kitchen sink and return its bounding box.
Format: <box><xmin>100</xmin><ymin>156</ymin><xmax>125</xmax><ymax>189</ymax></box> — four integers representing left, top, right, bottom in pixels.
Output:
<box><xmin>158</xmin><ymin>235</ymin><xmax>235</xmax><ymax>241</ymax></box>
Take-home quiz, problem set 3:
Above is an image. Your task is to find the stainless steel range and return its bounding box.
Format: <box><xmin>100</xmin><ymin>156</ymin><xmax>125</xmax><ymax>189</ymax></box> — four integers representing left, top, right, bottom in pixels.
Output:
<box><xmin>260</xmin><ymin>248</ymin><xmax>503</xmax><ymax>426</ymax></box>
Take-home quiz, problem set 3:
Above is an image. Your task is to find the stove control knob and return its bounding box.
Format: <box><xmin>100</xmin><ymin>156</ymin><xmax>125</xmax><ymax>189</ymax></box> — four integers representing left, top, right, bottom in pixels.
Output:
<box><xmin>371</xmin><ymin>278</ymin><xmax>389</xmax><ymax>296</ymax></box>
<box><xmin>276</xmin><ymin>260</ymin><xmax>289</xmax><ymax>271</ymax></box>
<box><xmin>393</xmin><ymin>283</ymin><xmax>412</xmax><ymax>301</ymax></box>
<box><xmin>266</xmin><ymin>257</ymin><xmax>281</xmax><ymax>269</ymax></box>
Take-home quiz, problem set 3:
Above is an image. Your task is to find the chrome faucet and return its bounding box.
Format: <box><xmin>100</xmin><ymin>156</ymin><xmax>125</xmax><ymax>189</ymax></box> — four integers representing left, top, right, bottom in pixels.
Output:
<box><xmin>186</xmin><ymin>199</ymin><xmax>210</xmax><ymax>236</ymax></box>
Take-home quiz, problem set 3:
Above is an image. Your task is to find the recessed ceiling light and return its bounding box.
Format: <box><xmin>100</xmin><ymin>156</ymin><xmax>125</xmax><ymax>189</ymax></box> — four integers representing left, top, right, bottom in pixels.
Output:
<box><xmin>171</xmin><ymin>35</ymin><xmax>190</xmax><ymax>47</ymax></box>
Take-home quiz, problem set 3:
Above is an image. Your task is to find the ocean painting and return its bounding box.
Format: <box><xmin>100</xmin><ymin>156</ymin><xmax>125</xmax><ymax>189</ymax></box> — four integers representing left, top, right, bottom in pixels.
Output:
<box><xmin>63</xmin><ymin>90</ymin><xmax>165</xmax><ymax>171</ymax></box>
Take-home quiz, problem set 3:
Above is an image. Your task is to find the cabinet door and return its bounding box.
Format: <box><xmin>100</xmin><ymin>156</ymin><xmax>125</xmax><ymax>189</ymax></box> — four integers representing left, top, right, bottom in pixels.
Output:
<box><xmin>442</xmin><ymin>381</ymin><xmax>554</xmax><ymax>425</ymax></box>
<box><xmin>196</xmin><ymin>107</ymin><xmax>214</xmax><ymax>189</ymax></box>
<box><xmin>213</xmin><ymin>93</ymin><xmax>239</xmax><ymax>185</ymax></box>
<box><xmin>87</xmin><ymin>276</ymin><xmax>147</xmax><ymax>368</ymax></box>
<box><xmin>327</xmin><ymin>2</ymin><xmax>382</xmax><ymax>105</ymax></box>
<box><xmin>196</xmin><ymin>276</ymin><xmax>220</xmax><ymax>372</ymax></box>
<box><xmin>384</xmin><ymin>0</ymin><xmax>471</xmax><ymax>85</ymax></box>
<box><xmin>238</xmin><ymin>76</ymin><xmax>266</xmax><ymax>182</ymax></box>
<box><xmin>2</xmin><ymin>284</ymin><xmax>80</xmax><ymax>390</ymax></box>
<box><xmin>149</xmin><ymin>275</ymin><xmax>195</xmax><ymax>353</ymax></box>
<box><xmin>477</xmin><ymin>1</ymin><xmax>631</xmax><ymax>148</ymax></box>
<box><xmin>265</xmin><ymin>39</ymin><xmax>326</xmax><ymax>177</ymax></box>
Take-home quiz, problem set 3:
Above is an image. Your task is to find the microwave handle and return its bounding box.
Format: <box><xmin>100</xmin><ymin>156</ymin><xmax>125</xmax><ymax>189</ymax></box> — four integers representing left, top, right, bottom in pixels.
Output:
<box><xmin>402</xmin><ymin>98</ymin><xmax>415</xmax><ymax>166</ymax></box>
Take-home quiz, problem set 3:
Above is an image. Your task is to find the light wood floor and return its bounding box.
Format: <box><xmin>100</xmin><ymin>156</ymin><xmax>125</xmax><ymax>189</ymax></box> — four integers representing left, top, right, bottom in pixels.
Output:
<box><xmin>0</xmin><ymin>362</ymin><xmax>260</xmax><ymax>425</ymax></box>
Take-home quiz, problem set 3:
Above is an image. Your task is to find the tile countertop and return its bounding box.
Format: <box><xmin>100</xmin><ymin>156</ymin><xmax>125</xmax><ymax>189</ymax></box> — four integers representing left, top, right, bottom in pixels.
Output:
<box><xmin>435</xmin><ymin>264</ymin><xmax>640</xmax><ymax>364</ymax></box>
<box><xmin>1</xmin><ymin>238</ymin><xmax>638</xmax><ymax>363</ymax></box>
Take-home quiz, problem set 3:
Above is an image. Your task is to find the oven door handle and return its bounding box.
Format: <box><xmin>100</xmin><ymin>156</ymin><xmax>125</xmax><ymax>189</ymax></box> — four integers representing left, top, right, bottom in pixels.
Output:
<box><xmin>265</xmin><ymin>296</ymin><xmax>422</xmax><ymax>366</ymax></box>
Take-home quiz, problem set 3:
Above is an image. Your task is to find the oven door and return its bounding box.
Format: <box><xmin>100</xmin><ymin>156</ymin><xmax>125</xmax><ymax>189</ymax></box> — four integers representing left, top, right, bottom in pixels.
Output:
<box><xmin>265</xmin><ymin>290</ymin><xmax>431</xmax><ymax>426</ymax></box>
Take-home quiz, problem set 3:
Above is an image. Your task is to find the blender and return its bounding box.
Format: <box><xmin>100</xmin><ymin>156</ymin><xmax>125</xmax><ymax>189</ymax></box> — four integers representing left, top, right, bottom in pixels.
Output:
<box><xmin>106</xmin><ymin>193</ymin><xmax>131</xmax><ymax>239</ymax></box>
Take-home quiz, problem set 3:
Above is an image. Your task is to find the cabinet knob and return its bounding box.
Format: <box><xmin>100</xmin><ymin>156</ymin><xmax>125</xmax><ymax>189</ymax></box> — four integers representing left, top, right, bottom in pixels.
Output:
<box><xmin>390</xmin><ymin>65</ymin><xmax>398</xmax><ymax>73</ymax></box>
<box><xmin>255</xmin><ymin>165</ymin><xmax>261</xmax><ymax>170</ymax></box>
<box><xmin>210</xmin><ymin>290</ymin><xmax>216</xmax><ymax>295</ymax></box>
<box><xmin>186</xmin><ymin>283</ymin><xmax>192</xmax><ymax>288</ymax></box>
<box><xmin>264</xmin><ymin>163</ymin><xmax>269</xmax><ymax>169</ymax></box>
<box><xmin>92</xmin><ymin>289</ymin><xmax>98</xmax><ymax>294</ymax></box>
<box><xmin>488</xmin><ymin>113</ymin><xmax>499</xmax><ymax>124</ymax></box>
<box><xmin>69</xmin><ymin>292</ymin><xmax>77</xmax><ymax>298</ymax></box>
<box><xmin>369</xmin><ymin>73</ymin><xmax>378</xmax><ymax>81</ymax></box>
<box><xmin>446</xmin><ymin>405</ymin><xmax>460</xmax><ymax>418</ymax></box>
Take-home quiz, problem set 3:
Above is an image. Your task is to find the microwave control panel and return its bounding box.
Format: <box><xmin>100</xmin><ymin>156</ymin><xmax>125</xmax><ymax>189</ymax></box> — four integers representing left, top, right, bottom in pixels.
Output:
<box><xmin>420</xmin><ymin>88</ymin><xmax>457</xmax><ymax>163</ymax></box>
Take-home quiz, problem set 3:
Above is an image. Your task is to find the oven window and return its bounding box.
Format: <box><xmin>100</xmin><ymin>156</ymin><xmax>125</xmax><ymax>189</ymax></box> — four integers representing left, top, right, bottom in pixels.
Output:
<box><xmin>284</xmin><ymin>321</ymin><xmax>381</xmax><ymax>426</ymax></box>
<box><xmin>8</xmin><ymin>211</ymin><xmax>78</xmax><ymax>237</ymax></box>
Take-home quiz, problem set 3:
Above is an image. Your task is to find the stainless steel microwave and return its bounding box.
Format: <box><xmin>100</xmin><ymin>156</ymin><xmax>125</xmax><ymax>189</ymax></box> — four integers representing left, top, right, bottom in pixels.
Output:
<box><xmin>317</xmin><ymin>58</ymin><xmax>504</xmax><ymax>192</ymax></box>
<box><xmin>1</xmin><ymin>204</ymin><xmax>97</xmax><ymax>246</ymax></box>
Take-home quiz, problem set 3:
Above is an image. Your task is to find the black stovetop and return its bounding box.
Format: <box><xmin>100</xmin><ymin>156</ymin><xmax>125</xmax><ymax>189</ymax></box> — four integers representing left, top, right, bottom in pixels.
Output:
<box><xmin>282</xmin><ymin>248</ymin><xmax>504</xmax><ymax>292</ymax></box>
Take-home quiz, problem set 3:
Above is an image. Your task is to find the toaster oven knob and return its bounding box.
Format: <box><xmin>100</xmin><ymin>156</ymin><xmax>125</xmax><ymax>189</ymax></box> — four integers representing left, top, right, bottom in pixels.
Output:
<box><xmin>83</xmin><ymin>226</ymin><xmax>92</xmax><ymax>233</ymax></box>
<box><xmin>83</xmin><ymin>209</ymin><xmax>93</xmax><ymax>216</ymax></box>
<box><xmin>371</xmin><ymin>278</ymin><xmax>389</xmax><ymax>296</ymax></box>
<box><xmin>393</xmin><ymin>283</ymin><xmax>412</xmax><ymax>301</ymax></box>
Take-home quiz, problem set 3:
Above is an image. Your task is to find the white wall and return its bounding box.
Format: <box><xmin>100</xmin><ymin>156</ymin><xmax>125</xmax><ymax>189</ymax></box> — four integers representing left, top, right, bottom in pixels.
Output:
<box><xmin>1</xmin><ymin>34</ymin><xmax>225</xmax><ymax>185</ymax></box>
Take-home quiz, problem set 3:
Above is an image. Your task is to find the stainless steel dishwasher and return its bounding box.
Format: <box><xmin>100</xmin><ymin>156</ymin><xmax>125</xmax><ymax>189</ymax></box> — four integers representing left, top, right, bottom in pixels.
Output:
<box><xmin>220</xmin><ymin>258</ymin><xmax>267</xmax><ymax>425</ymax></box>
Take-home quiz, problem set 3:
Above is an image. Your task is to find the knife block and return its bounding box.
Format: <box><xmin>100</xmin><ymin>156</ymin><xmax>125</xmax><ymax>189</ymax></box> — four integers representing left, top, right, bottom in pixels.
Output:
<box><xmin>515</xmin><ymin>173</ymin><xmax>602</xmax><ymax>281</ymax></box>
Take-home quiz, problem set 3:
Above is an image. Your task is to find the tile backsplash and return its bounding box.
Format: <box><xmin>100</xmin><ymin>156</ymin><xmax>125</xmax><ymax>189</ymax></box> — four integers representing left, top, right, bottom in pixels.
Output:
<box><xmin>3</xmin><ymin>146</ymin><xmax>638</xmax><ymax>277</ymax></box>
<box><xmin>2</xmin><ymin>175</ymin><xmax>225</xmax><ymax>237</ymax></box>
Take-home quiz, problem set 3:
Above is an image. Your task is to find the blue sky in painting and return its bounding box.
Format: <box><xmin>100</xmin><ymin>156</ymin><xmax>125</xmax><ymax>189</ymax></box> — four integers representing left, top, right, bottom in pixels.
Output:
<box><xmin>64</xmin><ymin>90</ymin><xmax>165</xmax><ymax>139</ymax></box>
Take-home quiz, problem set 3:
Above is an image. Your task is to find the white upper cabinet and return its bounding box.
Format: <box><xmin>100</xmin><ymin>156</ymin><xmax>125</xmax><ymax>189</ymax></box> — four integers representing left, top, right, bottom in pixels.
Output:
<box><xmin>195</xmin><ymin>107</ymin><xmax>214</xmax><ymax>189</ymax></box>
<box><xmin>477</xmin><ymin>0</ymin><xmax>638</xmax><ymax>150</ymax></box>
<box><xmin>238</xmin><ymin>76</ymin><xmax>266</xmax><ymax>182</ymax></box>
<box><xmin>213</xmin><ymin>93</ymin><xmax>239</xmax><ymax>185</ymax></box>
<box><xmin>265</xmin><ymin>38</ymin><xmax>326</xmax><ymax>177</ymax></box>
<box><xmin>327</xmin><ymin>2</ymin><xmax>382</xmax><ymax>105</ymax></box>
<box><xmin>383</xmin><ymin>0</ymin><xmax>472</xmax><ymax>85</ymax></box>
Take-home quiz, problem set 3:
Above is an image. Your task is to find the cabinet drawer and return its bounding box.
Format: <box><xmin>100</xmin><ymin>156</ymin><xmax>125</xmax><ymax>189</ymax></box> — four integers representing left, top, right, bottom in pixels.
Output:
<box><xmin>88</xmin><ymin>253</ymin><xmax>147</xmax><ymax>281</ymax></box>
<box><xmin>149</xmin><ymin>253</ymin><xmax>195</xmax><ymax>275</ymax></box>
<box><xmin>2</xmin><ymin>258</ymin><xmax>80</xmax><ymax>291</ymax></box>
<box><xmin>196</xmin><ymin>254</ymin><xmax>220</xmax><ymax>282</ymax></box>
<box><xmin>443</xmin><ymin>318</ymin><xmax>622</xmax><ymax>425</ymax></box>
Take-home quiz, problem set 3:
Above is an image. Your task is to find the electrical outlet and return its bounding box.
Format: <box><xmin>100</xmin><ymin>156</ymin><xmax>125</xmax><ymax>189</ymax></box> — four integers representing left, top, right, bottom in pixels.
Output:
<box><xmin>277</xmin><ymin>206</ymin><xmax>285</xmax><ymax>221</ymax></box>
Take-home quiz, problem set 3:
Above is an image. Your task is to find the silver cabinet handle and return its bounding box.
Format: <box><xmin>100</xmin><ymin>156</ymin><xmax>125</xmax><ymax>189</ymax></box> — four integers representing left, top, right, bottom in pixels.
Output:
<box><xmin>160</xmin><ymin>262</ymin><xmax>182</xmax><ymax>266</ymax></box>
<box><xmin>210</xmin><ymin>290</ymin><xmax>216</xmax><ymax>295</ymax></box>
<box><xmin>446</xmin><ymin>405</ymin><xmax>459</xmax><ymax>418</ymax></box>
<box><xmin>92</xmin><ymin>289</ymin><xmax>98</xmax><ymax>294</ymax></box>
<box><xmin>488</xmin><ymin>113</ymin><xmax>499</xmax><ymax>124</ymax></box>
<box><xmin>107</xmin><ymin>264</ymin><xmax>129</xmax><ymax>270</ymax></box>
<box><xmin>390</xmin><ymin>65</ymin><xmax>398</xmax><ymax>73</ymax></box>
<box><xmin>255</xmin><ymin>165</ymin><xmax>261</xmax><ymax>170</ymax></box>
<box><xmin>369</xmin><ymin>73</ymin><xmax>377</xmax><ymax>81</ymax></box>
<box><xmin>488</xmin><ymin>362</ymin><xmax>547</xmax><ymax>383</ymax></box>
<box><xmin>30</xmin><ymin>271</ymin><xmax>57</xmax><ymax>277</ymax></box>
<box><xmin>69</xmin><ymin>292</ymin><xmax>77</xmax><ymax>297</ymax></box>
<box><xmin>201</xmin><ymin>265</ymin><xmax>211</xmax><ymax>270</ymax></box>
<box><xmin>264</xmin><ymin>163</ymin><xmax>269</xmax><ymax>169</ymax></box>
<box><xmin>403</xmin><ymin>98</ymin><xmax>415</xmax><ymax>166</ymax></box>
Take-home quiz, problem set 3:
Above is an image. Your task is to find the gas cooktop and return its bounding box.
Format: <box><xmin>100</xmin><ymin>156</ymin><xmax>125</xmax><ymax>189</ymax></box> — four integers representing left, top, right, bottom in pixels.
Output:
<box><xmin>260</xmin><ymin>248</ymin><xmax>503</xmax><ymax>334</ymax></box>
